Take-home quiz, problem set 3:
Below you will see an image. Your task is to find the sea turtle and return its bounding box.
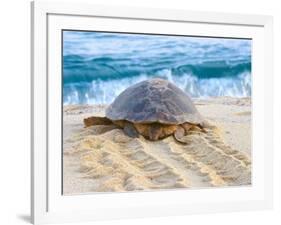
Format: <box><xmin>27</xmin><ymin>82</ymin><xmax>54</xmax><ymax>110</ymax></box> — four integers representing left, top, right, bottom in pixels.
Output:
<box><xmin>84</xmin><ymin>78</ymin><xmax>208</xmax><ymax>143</ymax></box>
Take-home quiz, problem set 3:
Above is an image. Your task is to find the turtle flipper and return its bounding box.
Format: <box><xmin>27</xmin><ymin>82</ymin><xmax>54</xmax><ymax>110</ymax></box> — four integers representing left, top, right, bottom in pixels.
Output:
<box><xmin>182</xmin><ymin>121</ymin><xmax>208</xmax><ymax>134</ymax></box>
<box><xmin>124</xmin><ymin>123</ymin><xmax>139</xmax><ymax>138</ymax></box>
<box><xmin>173</xmin><ymin>126</ymin><xmax>187</xmax><ymax>144</ymax></box>
<box><xmin>181</xmin><ymin>123</ymin><xmax>193</xmax><ymax>134</ymax></box>
<box><xmin>196</xmin><ymin>120</ymin><xmax>217</xmax><ymax>133</ymax></box>
<box><xmin>83</xmin><ymin>116</ymin><xmax>112</xmax><ymax>127</ymax></box>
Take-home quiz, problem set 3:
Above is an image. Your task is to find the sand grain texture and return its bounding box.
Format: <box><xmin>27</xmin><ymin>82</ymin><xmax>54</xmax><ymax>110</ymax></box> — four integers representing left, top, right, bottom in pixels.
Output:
<box><xmin>63</xmin><ymin>97</ymin><xmax>251</xmax><ymax>194</ymax></box>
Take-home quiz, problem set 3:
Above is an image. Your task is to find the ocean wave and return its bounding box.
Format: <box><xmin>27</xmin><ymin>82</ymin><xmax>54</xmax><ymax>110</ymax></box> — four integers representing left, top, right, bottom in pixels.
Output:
<box><xmin>63</xmin><ymin>55</ymin><xmax>251</xmax><ymax>83</ymax></box>
<box><xmin>63</xmin><ymin>70</ymin><xmax>251</xmax><ymax>105</ymax></box>
<box><xmin>63</xmin><ymin>31</ymin><xmax>252</xmax><ymax>104</ymax></box>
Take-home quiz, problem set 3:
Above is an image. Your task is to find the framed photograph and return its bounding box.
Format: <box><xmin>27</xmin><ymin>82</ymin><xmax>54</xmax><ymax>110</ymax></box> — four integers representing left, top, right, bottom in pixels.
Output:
<box><xmin>31</xmin><ymin>1</ymin><xmax>273</xmax><ymax>224</ymax></box>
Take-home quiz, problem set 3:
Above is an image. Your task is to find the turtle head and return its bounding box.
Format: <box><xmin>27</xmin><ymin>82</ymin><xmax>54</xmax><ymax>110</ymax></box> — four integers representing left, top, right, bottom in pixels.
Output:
<box><xmin>148</xmin><ymin>123</ymin><xmax>163</xmax><ymax>141</ymax></box>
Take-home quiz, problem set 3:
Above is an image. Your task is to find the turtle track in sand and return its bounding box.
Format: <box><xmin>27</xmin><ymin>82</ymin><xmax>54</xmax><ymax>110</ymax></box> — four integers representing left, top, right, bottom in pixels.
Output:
<box><xmin>63</xmin><ymin>124</ymin><xmax>251</xmax><ymax>193</ymax></box>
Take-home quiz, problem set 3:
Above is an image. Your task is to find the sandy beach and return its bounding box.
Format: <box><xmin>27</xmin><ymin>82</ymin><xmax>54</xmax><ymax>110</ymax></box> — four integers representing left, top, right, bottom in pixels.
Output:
<box><xmin>63</xmin><ymin>97</ymin><xmax>251</xmax><ymax>194</ymax></box>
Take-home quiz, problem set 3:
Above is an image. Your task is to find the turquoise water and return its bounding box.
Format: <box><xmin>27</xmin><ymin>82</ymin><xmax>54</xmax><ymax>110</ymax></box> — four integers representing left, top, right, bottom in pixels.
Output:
<box><xmin>63</xmin><ymin>31</ymin><xmax>251</xmax><ymax>105</ymax></box>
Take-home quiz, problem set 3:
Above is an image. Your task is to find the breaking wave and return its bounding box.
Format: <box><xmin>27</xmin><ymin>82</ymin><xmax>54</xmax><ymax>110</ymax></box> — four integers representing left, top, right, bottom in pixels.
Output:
<box><xmin>63</xmin><ymin>31</ymin><xmax>251</xmax><ymax>105</ymax></box>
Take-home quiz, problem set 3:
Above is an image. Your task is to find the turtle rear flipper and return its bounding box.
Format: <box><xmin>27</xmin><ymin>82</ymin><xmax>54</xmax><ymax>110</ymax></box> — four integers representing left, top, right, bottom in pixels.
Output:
<box><xmin>83</xmin><ymin>116</ymin><xmax>112</xmax><ymax>127</ymax></box>
<box><xmin>174</xmin><ymin>124</ymin><xmax>200</xmax><ymax>144</ymax></box>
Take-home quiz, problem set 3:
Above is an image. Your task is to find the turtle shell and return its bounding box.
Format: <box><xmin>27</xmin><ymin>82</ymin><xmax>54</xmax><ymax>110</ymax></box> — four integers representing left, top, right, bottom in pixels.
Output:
<box><xmin>106</xmin><ymin>78</ymin><xmax>204</xmax><ymax>125</ymax></box>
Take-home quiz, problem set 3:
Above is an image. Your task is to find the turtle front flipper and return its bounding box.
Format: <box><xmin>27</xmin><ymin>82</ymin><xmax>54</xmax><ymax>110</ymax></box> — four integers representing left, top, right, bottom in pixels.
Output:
<box><xmin>83</xmin><ymin>116</ymin><xmax>112</xmax><ymax>127</ymax></box>
<box><xmin>123</xmin><ymin>123</ymin><xmax>139</xmax><ymax>138</ymax></box>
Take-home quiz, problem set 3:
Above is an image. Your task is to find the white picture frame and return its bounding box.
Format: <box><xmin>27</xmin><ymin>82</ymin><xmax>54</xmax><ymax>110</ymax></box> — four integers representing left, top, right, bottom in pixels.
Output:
<box><xmin>31</xmin><ymin>1</ymin><xmax>273</xmax><ymax>224</ymax></box>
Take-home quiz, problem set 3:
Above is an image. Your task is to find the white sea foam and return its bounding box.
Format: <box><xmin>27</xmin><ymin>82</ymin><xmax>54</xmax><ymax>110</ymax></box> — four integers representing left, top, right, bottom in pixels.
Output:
<box><xmin>63</xmin><ymin>70</ymin><xmax>251</xmax><ymax>105</ymax></box>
